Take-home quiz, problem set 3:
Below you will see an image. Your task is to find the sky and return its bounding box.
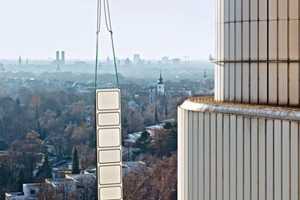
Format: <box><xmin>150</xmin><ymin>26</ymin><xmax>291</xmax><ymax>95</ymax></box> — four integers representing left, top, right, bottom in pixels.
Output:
<box><xmin>0</xmin><ymin>0</ymin><xmax>215</xmax><ymax>60</ymax></box>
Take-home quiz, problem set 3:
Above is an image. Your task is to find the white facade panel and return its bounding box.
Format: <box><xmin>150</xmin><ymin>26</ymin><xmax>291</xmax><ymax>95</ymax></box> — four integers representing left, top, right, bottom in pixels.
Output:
<box><xmin>229</xmin><ymin>115</ymin><xmax>236</xmax><ymax>200</ymax></box>
<box><xmin>225</xmin><ymin>24</ymin><xmax>230</xmax><ymax>60</ymax></box>
<box><xmin>259</xmin><ymin>21</ymin><xmax>268</xmax><ymax>60</ymax></box>
<box><xmin>242</xmin><ymin>63</ymin><xmax>250</xmax><ymax>103</ymax></box>
<box><xmin>251</xmin><ymin>118</ymin><xmax>258</xmax><ymax>200</ymax></box>
<box><xmin>223</xmin><ymin>115</ymin><xmax>230</xmax><ymax>200</ymax></box>
<box><xmin>229</xmin><ymin>64</ymin><xmax>235</xmax><ymax>101</ymax></box>
<box><xmin>198</xmin><ymin>113</ymin><xmax>204</xmax><ymax>199</ymax></box>
<box><xmin>289</xmin><ymin>0</ymin><xmax>299</xmax><ymax>19</ymax></box>
<box><xmin>289</xmin><ymin>64</ymin><xmax>299</xmax><ymax>106</ymax></box>
<box><xmin>237</xmin><ymin>116</ymin><xmax>244</xmax><ymax>200</ymax></box>
<box><xmin>266</xmin><ymin>120</ymin><xmax>274</xmax><ymax>200</ymax></box>
<box><xmin>216</xmin><ymin>114</ymin><xmax>223</xmax><ymax>200</ymax></box>
<box><xmin>291</xmin><ymin>122</ymin><xmax>299</xmax><ymax>200</ymax></box>
<box><xmin>250</xmin><ymin>0</ymin><xmax>257</xmax><ymax>20</ymax></box>
<box><xmin>229</xmin><ymin>23</ymin><xmax>235</xmax><ymax>60</ymax></box>
<box><xmin>188</xmin><ymin>112</ymin><xmax>193</xmax><ymax>199</ymax></box>
<box><xmin>258</xmin><ymin>118</ymin><xmax>266</xmax><ymax>200</ymax></box>
<box><xmin>250</xmin><ymin>22</ymin><xmax>258</xmax><ymax>60</ymax></box>
<box><xmin>243</xmin><ymin>0</ymin><xmax>250</xmax><ymax>21</ymax></box>
<box><xmin>278</xmin><ymin>0</ymin><xmax>288</xmax><ymax>20</ymax></box>
<box><xmin>204</xmin><ymin>113</ymin><xmax>210</xmax><ymax>200</ymax></box>
<box><xmin>236</xmin><ymin>0</ymin><xmax>242</xmax><ymax>21</ymax></box>
<box><xmin>224</xmin><ymin>64</ymin><xmax>229</xmax><ymax>101</ymax></box>
<box><xmin>269</xmin><ymin>0</ymin><xmax>277</xmax><ymax>20</ymax></box>
<box><xmin>259</xmin><ymin>0</ymin><xmax>268</xmax><ymax>20</ymax></box>
<box><xmin>229</xmin><ymin>0</ymin><xmax>235</xmax><ymax>21</ymax></box>
<box><xmin>192</xmin><ymin>112</ymin><xmax>198</xmax><ymax>200</ymax></box>
<box><xmin>274</xmin><ymin>120</ymin><xmax>282</xmax><ymax>200</ymax></box>
<box><xmin>282</xmin><ymin>121</ymin><xmax>290</xmax><ymax>200</ymax></box>
<box><xmin>243</xmin><ymin>22</ymin><xmax>250</xmax><ymax>60</ymax></box>
<box><xmin>244</xmin><ymin>117</ymin><xmax>251</xmax><ymax>200</ymax></box>
<box><xmin>268</xmin><ymin>64</ymin><xmax>277</xmax><ymax>105</ymax></box>
<box><xmin>259</xmin><ymin>63</ymin><xmax>268</xmax><ymax>104</ymax></box>
<box><xmin>278</xmin><ymin>21</ymin><xmax>288</xmax><ymax>60</ymax></box>
<box><xmin>210</xmin><ymin>113</ymin><xmax>217</xmax><ymax>200</ymax></box>
<box><xmin>289</xmin><ymin>21</ymin><xmax>299</xmax><ymax>60</ymax></box>
<box><xmin>235</xmin><ymin>63</ymin><xmax>242</xmax><ymax>102</ymax></box>
<box><xmin>278</xmin><ymin>64</ymin><xmax>288</xmax><ymax>105</ymax></box>
<box><xmin>250</xmin><ymin>63</ymin><xmax>258</xmax><ymax>103</ymax></box>
<box><xmin>236</xmin><ymin>23</ymin><xmax>242</xmax><ymax>60</ymax></box>
<box><xmin>269</xmin><ymin>21</ymin><xmax>277</xmax><ymax>60</ymax></box>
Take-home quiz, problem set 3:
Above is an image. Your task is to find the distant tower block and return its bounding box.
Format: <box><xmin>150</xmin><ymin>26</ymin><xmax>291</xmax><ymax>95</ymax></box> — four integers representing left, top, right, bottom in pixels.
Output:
<box><xmin>56</xmin><ymin>51</ymin><xmax>60</xmax><ymax>63</ymax></box>
<box><xmin>61</xmin><ymin>51</ymin><xmax>65</xmax><ymax>65</ymax></box>
<box><xmin>18</xmin><ymin>56</ymin><xmax>22</xmax><ymax>66</ymax></box>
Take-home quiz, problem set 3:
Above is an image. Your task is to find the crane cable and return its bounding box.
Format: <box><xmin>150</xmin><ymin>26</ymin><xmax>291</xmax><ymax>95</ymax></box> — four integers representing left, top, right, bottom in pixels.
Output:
<box><xmin>95</xmin><ymin>0</ymin><xmax>120</xmax><ymax>89</ymax></box>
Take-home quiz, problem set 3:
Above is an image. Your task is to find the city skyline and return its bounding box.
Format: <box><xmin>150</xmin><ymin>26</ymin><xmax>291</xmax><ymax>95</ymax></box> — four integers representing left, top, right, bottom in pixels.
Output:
<box><xmin>0</xmin><ymin>0</ymin><xmax>215</xmax><ymax>60</ymax></box>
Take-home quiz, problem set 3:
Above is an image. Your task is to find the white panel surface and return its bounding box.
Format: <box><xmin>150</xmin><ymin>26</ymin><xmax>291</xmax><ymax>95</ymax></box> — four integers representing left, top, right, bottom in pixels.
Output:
<box><xmin>250</xmin><ymin>22</ymin><xmax>258</xmax><ymax>60</ymax></box>
<box><xmin>229</xmin><ymin>64</ymin><xmax>235</xmax><ymax>101</ymax></box>
<box><xmin>291</xmin><ymin>122</ymin><xmax>299</xmax><ymax>200</ymax></box>
<box><xmin>268</xmin><ymin>64</ymin><xmax>278</xmax><ymax>105</ymax></box>
<box><xmin>269</xmin><ymin>0</ymin><xmax>277</xmax><ymax>20</ymax></box>
<box><xmin>269</xmin><ymin>21</ymin><xmax>277</xmax><ymax>60</ymax></box>
<box><xmin>250</xmin><ymin>0</ymin><xmax>258</xmax><ymax>20</ymax></box>
<box><xmin>188</xmin><ymin>112</ymin><xmax>193</xmax><ymax>198</ymax></box>
<box><xmin>274</xmin><ymin>120</ymin><xmax>282</xmax><ymax>200</ymax></box>
<box><xmin>99</xmin><ymin>187</ymin><xmax>122</xmax><ymax>200</ymax></box>
<box><xmin>266</xmin><ymin>120</ymin><xmax>274</xmax><ymax>200</ymax></box>
<box><xmin>251</xmin><ymin>118</ymin><xmax>258</xmax><ymax>200</ymax></box>
<box><xmin>259</xmin><ymin>21</ymin><xmax>268</xmax><ymax>60</ymax></box>
<box><xmin>236</xmin><ymin>23</ymin><xmax>242</xmax><ymax>60</ymax></box>
<box><xmin>204</xmin><ymin>113</ymin><xmax>210</xmax><ymax>200</ymax></box>
<box><xmin>198</xmin><ymin>113</ymin><xmax>204</xmax><ymax>199</ymax></box>
<box><xmin>225</xmin><ymin>24</ymin><xmax>230</xmax><ymax>60</ymax></box>
<box><xmin>224</xmin><ymin>64</ymin><xmax>229</xmax><ymax>101</ymax></box>
<box><xmin>289</xmin><ymin>64</ymin><xmax>299</xmax><ymax>106</ymax></box>
<box><xmin>244</xmin><ymin>117</ymin><xmax>251</xmax><ymax>200</ymax></box>
<box><xmin>259</xmin><ymin>118</ymin><xmax>266</xmax><ymax>200</ymax></box>
<box><xmin>192</xmin><ymin>112</ymin><xmax>198</xmax><ymax>199</ymax></box>
<box><xmin>99</xmin><ymin>150</ymin><xmax>121</xmax><ymax>164</ymax></box>
<box><xmin>235</xmin><ymin>63</ymin><xmax>242</xmax><ymax>102</ymax></box>
<box><xmin>289</xmin><ymin>21</ymin><xmax>299</xmax><ymax>60</ymax></box>
<box><xmin>98</xmin><ymin>113</ymin><xmax>120</xmax><ymax>127</ymax></box>
<box><xmin>278</xmin><ymin>64</ymin><xmax>288</xmax><ymax>105</ymax></box>
<box><xmin>99</xmin><ymin>165</ymin><xmax>121</xmax><ymax>185</ymax></box>
<box><xmin>243</xmin><ymin>22</ymin><xmax>250</xmax><ymax>60</ymax></box>
<box><xmin>210</xmin><ymin>113</ymin><xmax>217</xmax><ymax>200</ymax></box>
<box><xmin>289</xmin><ymin>0</ymin><xmax>299</xmax><ymax>19</ymax></box>
<box><xmin>278</xmin><ymin>21</ymin><xmax>288</xmax><ymax>60</ymax></box>
<box><xmin>259</xmin><ymin>63</ymin><xmax>268</xmax><ymax>104</ymax></box>
<box><xmin>282</xmin><ymin>121</ymin><xmax>290</xmax><ymax>200</ymax></box>
<box><xmin>229</xmin><ymin>0</ymin><xmax>235</xmax><ymax>21</ymax></box>
<box><xmin>250</xmin><ymin>63</ymin><xmax>258</xmax><ymax>103</ymax></box>
<box><xmin>237</xmin><ymin>116</ymin><xmax>243</xmax><ymax>200</ymax></box>
<box><xmin>230</xmin><ymin>115</ymin><xmax>236</xmax><ymax>200</ymax></box>
<box><xmin>98</xmin><ymin>129</ymin><xmax>121</xmax><ymax>148</ymax></box>
<box><xmin>259</xmin><ymin>0</ymin><xmax>268</xmax><ymax>20</ymax></box>
<box><xmin>278</xmin><ymin>0</ymin><xmax>288</xmax><ymax>19</ymax></box>
<box><xmin>229</xmin><ymin>23</ymin><xmax>235</xmax><ymax>60</ymax></box>
<box><xmin>217</xmin><ymin>114</ymin><xmax>223</xmax><ymax>200</ymax></box>
<box><xmin>235</xmin><ymin>0</ymin><xmax>242</xmax><ymax>21</ymax></box>
<box><xmin>242</xmin><ymin>63</ymin><xmax>250</xmax><ymax>103</ymax></box>
<box><xmin>243</xmin><ymin>0</ymin><xmax>250</xmax><ymax>21</ymax></box>
<box><xmin>97</xmin><ymin>91</ymin><xmax>120</xmax><ymax>110</ymax></box>
<box><xmin>223</xmin><ymin>115</ymin><xmax>230</xmax><ymax>200</ymax></box>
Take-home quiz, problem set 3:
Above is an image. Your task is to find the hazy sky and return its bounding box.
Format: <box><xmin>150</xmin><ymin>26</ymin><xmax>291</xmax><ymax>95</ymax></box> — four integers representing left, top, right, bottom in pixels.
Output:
<box><xmin>0</xmin><ymin>0</ymin><xmax>215</xmax><ymax>60</ymax></box>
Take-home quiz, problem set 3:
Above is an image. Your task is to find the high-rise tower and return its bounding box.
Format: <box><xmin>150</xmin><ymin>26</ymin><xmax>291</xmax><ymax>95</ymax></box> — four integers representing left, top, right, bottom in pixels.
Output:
<box><xmin>61</xmin><ymin>51</ymin><xmax>65</xmax><ymax>65</ymax></box>
<box><xmin>178</xmin><ymin>0</ymin><xmax>300</xmax><ymax>199</ymax></box>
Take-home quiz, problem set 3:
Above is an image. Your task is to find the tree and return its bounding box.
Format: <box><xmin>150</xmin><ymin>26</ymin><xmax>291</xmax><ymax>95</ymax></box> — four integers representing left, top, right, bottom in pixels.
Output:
<box><xmin>135</xmin><ymin>131</ymin><xmax>151</xmax><ymax>153</ymax></box>
<box><xmin>41</xmin><ymin>153</ymin><xmax>52</xmax><ymax>178</ymax></box>
<box><xmin>72</xmin><ymin>146</ymin><xmax>80</xmax><ymax>174</ymax></box>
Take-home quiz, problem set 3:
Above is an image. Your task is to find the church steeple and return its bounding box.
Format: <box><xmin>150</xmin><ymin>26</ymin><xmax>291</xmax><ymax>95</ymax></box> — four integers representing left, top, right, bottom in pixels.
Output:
<box><xmin>158</xmin><ymin>71</ymin><xmax>163</xmax><ymax>84</ymax></box>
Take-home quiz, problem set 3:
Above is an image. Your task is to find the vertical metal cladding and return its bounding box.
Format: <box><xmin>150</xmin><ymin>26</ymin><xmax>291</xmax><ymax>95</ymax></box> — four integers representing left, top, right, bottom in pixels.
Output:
<box><xmin>178</xmin><ymin>106</ymin><xmax>300</xmax><ymax>200</ymax></box>
<box><xmin>215</xmin><ymin>0</ymin><xmax>300</xmax><ymax>106</ymax></box>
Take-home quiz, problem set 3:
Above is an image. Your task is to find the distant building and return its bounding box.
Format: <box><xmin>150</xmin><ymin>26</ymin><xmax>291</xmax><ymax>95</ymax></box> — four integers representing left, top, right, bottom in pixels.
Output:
<box><xmin>54</xmin><ymin>51</ymin><xmax>65</xmax><ymax>66</ymax></box>
<box><xmin>161</xmin><ymin>56</ymin><xmax>169</xmax><ymax>65</ymax></box>
<box><xmin>149</xmin><ymin>85</ymin><xmax>156</xmax><ymax>103</ymax></box>
<box><xmin>61</xmin><ymin>51</ymin><xmax>65</xmax><ymax>65</ymax></box>
<box><xmin>172</xmin><ymin>58</ymin><xmax>180</xmax><ymax>64</ymax></box>
<box><xmin>133</xmin><ymin>54</ymin><xmax>141</xmax><ymax>64</ymax></box>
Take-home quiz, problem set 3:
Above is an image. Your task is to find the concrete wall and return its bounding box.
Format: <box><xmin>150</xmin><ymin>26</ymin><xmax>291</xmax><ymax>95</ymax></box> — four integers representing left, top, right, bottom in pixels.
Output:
<box><xmin>178</xmin><ymin>102</ymin><xmax>300</xmax><ymax>200</ymax></box>
<box><xmin>214</xmin><ymin>0</ymin><xmax>300</xmax><ymax>106</ymax></box>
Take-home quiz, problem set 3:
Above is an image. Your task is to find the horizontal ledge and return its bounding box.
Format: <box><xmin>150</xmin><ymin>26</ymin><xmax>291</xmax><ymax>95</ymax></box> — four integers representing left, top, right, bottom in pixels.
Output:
<box><xmin>180</xmin><ymin>98</ymin><xmax>300</xmax><ymax>121</ymax></box>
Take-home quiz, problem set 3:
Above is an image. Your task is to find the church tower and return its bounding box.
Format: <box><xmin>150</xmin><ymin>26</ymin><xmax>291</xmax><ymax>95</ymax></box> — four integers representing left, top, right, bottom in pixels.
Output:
<box><xmin>157</xmin><ymin>71</ymin><xmax>165</xmax><ymax>95</ymax></box>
